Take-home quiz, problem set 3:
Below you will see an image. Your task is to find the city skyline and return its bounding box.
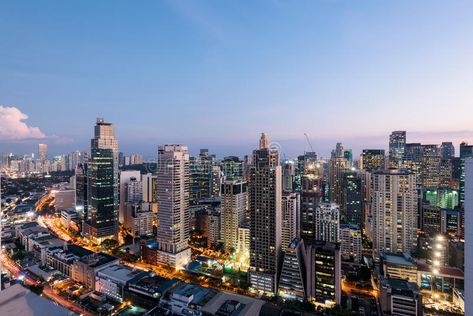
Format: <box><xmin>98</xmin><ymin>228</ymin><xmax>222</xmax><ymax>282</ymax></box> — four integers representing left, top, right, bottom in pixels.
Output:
<box><xmin>1</xmin><ymin>0</ymin><xmax>473</xmax><ymax>157</ymax></box>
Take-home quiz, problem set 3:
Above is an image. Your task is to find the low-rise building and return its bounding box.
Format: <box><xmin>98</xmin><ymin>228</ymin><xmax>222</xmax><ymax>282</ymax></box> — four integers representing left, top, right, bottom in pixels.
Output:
<box><xmin>381</xmin><ymin>253</ymin><xmax>417</xmax><ymax>282</ymax></box>
<box><xmin>71</xmin><ymin>252</ymin><xmax>119</xmax><ymax>290</ymax></box>
<box><xmin>380</xmin><ymin>278</ymin><xmax>423</xmax><ymax>316</ymax></box>
<box><xmin>45</xmin><ymin>244</ymin><xmax>93</xmax><ymax>277</ymax></box>
<box><xmin>159</xmin><ymin>282</ymin><xmax>218</xmax><ymax>315</ymax></box>
<box><xmin>95</xmin><ymin>264</ymin><xmax>149</xmax><ymax>302</ymax></box>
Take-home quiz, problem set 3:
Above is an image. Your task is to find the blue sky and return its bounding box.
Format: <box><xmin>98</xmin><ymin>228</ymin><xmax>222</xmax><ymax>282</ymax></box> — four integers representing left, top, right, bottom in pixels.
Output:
<box><xmin>1</xmin><ymin>0</ymin><xmax>472</xmax><ymax>158</ymax></box>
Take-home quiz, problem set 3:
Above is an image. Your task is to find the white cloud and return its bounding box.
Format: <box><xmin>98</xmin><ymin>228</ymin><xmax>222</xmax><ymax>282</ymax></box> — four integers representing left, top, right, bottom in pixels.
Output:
<box><xmin>0</xmin><ymin>106</ymin><xmax>46</xmax><ymax>140</ymax></box>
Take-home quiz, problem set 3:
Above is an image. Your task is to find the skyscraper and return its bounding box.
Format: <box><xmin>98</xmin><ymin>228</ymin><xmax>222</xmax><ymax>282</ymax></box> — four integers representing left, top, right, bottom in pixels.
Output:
<box><xmin>221</xmin><ymin>180</ymin><xmax>247</xmax><ymax>253</ymax></box>
<box><xmin>38</xmin><ymin>143</ymin><xmax>48</xmax><ymax>162</ymax></box>
<box><xmin>342</xmin><ymin>171</ymin><xmax>362</xmax><ymax>225</ymax></box>
<box><xmin>189</xmin><ymin>149</ymin><xmax>220</xmax><ymax>206</ymax></box>
<box><xmin>155</xmin><ymin>145</ymin><xmax>192</xmax><ymax>268</ymax></box>
<box><xmin>421</xmin><ymin>144</ymin><xmax>441</xmax><ymax>189</ymax></box>
<box><xmin>249</xmin><ymin>133</ymin><xmax>282</xmax><ymax>293</ymax></box>
<box><xmin>460</xmin><ymin>142</ymin><xmax>473</xmax><ymax>205</ymax></box>
<box><xmin>278</xmin><ymin>238</ymin><xmax>308</xmax><ymax>301</ymax></box>
<box><xmin>282</xmin><ymin>159</ymin><xmax>296</xmax><ymax>193</ymax></box>
<box><xmin>314</xmin><ymin>202</ymin><xmax>339</xmax><ymax>243</ymax></box>
<box><xmin>464</xmin><ymin>157</ymin><xmax>473</xmax><ymax>315</ymax></box>
<box><xmin>440</xmin><ymin>142</ymin><xmax>455</xmax><ymax>160</ymax></box>
<box><xmin>389</xmin><ymin>131</ymin><xmax>406</xmax><ymax>169</ymax></box>
<box><xmin>82</xmin><ymin>118</ymin><xmax>119</xmax><ymax>244</ymax></box>
<box><xmin>360</xmin><ymin>149</ymin><xmax>385</xmax><ymax>171</ymax></box>
<box><xmin>221</xmin><ymin>156</ymin><xmax>244</xmax><ymax>181</ymax></box>
<box><xmin>300</xmin><ymin>154</ymin><xmax>324</xmax><ymax>244</ymax></box>
<box><xmin>371</xmin><ymin>169</ymin><xmax>417</xmax><ymax>254</ymax></box>
<box><xmin>328</xmin><ymin>148</ymin><xmax>349</xmax><ymax>206</ymax></box>
<box><xmin>281</xmin><ymin>192</ymin><xmax>300</xmax><ymax>249</ymax></box>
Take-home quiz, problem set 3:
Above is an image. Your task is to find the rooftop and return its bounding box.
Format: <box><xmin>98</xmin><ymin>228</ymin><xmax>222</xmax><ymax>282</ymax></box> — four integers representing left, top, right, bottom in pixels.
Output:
<box><xmin>382</xmin><ymin>253</ymin><xmax>416</xmax><ymax>267</ymax></box>
<box><xmin>202</xmin><ymin>291</ymin><xmax>265</xmax><ymax>316</ymax></box>
<box><xmin>0</xmin><ymin>284</ymin><xmax>76</xmax><ymax>316</ymax></box>
<box><xmin>97</xmin><ymin>264</ymin><xmax>148</xmax><ymax>282</ymax></box>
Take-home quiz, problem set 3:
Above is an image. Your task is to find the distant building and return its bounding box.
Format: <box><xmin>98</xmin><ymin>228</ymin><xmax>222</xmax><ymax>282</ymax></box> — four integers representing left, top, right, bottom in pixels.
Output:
<box><xmin>440</xmin><ymin>142</ymin><xmax>455</xmax><ymax>160</ymax></box>
<box><xmin>221</xmin><ymin>156</ymin><xmax>244</xmax><ymax>181</ymax></box>
<box><xmin>389</xmin><ymin>131</ymin><xmax>406</xmax><ymax>169</ymax></box>
<box><xmin>360</xmin><ymin>149</ymin><xmax>385</xmax><ymax>171</ymax></box>
<box><xmin>342</xmin><ymin>171</ymin><xmax>362</xmax><ymax>225</ymax></box>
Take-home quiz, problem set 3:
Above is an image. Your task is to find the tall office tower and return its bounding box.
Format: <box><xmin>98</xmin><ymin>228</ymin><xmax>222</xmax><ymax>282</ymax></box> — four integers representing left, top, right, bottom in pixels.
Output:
<box><xmin>371</xmin><ymin>169</ymin><xmax>417</xmax><ymax>254</ymax></box>
<box><xmin>300</xmin><ymin>157</ymin><xmax>324</xmax><ymax>244</ymax></box>
<box><xmin>243</xmin><ymin>154</ymin><xmax>253</xmax><ymax>181</ymax></box>
<box><xmin>249</xmin><ymin>133</ymin><xmax>282</xmax><ymax>293</ymax></box>
<box><xmin>389</xmin><ymin>131</ymin><xmax>406</xmax><ymax>169</ymax></box>
<box><xmin>278</xmin><ymin>238</ymin><xmax>308</xmax><ymax>301</ymax></box>
<box><xmin>314</xmin><ymin>202</ymin><xmax>339</xmax><ymax>243</ymax></box>
<box><xmin>440</xmin><ymin>142</ymin><xmax>455</xmax><ymax>160</ymax></box>
<box><xmin>119</xmin><ymin>170</ymin><xmax>141</xmax><ymax>223</ymax></box>
<box><xmin>360</xmin><ymin>149</ymin><xmax>385</xmax><ymax>171</ymax></box>
<box><xmin>189</xmin><ymin>149</ymin><xmax>220</xmax><ymax>206</ymax></box>
<box><xmin>342</xmin><ymin>171</ymin><xmax>362</xmax><ymax>225</ymax></box>
<box><xmin>282</xmin><ymin>160</ymin><xmax>296</xmax><ymax>193</ymax></box>
<box><xmin>221</xmin><ymin>180</ymin><xmax>247</xmax><ymax>253</ymax></box>
<box><xmin>328</xmin><ymin>151</ymin><xmax>349</xmax><ymax>206</ymax></box>
<box><xmin>460</xmin><ymin>142</ymin><xmax>473</xmax><ymax>205</ymax></box>
<box><xmin>75</xmin><ymin>163</ymin><xmax>88</xmax><ymax>218</ymax></box>
<box><xmin>343</xmin><ymin>149</ymin><xmax>353</xmax><ymax>167</ymax></box>
<box><xmin>307</xmin><ymin>241</ymin><xmax>341</xmax><ymax>306</ymax></box>
<box><xmin>334</xmin><ymin>142</ymin><xmax>344</xmax><ymax>158</ymax></box>
<box><xmin>421</xmin><ymin>144</ymin><xmax>441</xmax><ymax>189</ymax></box>
<box><xmin>156</xmin><ymin>145</ymin><xmax>191</xmax><ymax>268</ymax></box>
<box><xmin>281</xmin><ymin>192</ymin><xmax>300</xmax><ymax>249</ymax></box>
<box><xmin>82</xmin><ymin>118</ymin><xmax>119</xmax><ymax>244</ymax></box>
<box><xmin>221</xmin><ymin>156</ymin><xmax>244</xmax><ymax>181</ymax></box>
<box><xmin>464</xmin><ymin>158</ymin><xmax>473</xmax><ymax>315</ymax></box>
<box><xmin>38</xmin><ymin>143</ymin><xmax>48</xmax><ymax>162</ymax></box>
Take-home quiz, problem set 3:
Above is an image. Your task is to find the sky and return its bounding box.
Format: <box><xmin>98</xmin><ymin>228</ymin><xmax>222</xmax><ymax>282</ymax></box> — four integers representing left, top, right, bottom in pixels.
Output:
<box><xmin>1</xmin><ymin>0</ymin><xmax>472</xmax><ymax>159</ymax></box>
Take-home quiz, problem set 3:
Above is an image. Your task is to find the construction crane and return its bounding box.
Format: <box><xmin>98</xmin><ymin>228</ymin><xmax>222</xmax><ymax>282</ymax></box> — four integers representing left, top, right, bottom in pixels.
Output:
<box><xmin>304</xmin><ymin>133</ymin><xmax>315</xmax><ymax>152</ymax></box>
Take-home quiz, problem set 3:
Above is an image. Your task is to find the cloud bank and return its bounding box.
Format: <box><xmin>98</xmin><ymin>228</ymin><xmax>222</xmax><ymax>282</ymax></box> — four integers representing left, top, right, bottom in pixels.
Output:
<box><xmin>0</xmin><ymin>106</ymin><xmax>45</xmax><ymax>140</ymax></box>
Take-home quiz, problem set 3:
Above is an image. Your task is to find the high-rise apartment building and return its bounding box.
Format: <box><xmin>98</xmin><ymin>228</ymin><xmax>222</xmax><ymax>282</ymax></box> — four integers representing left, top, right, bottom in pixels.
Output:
<box><xmin>314</xmin><ymin>203</ymin><xmax>339</xmax><ymax>243</ymax></box>
<box><xmin>249</xmin><ymin>133</ymin><xmax>282</xmax><ymax>293</ymax></box>
<box><xmin>221</xmin><ymin>180</ymin><xmax>247</xmax><ymax>253</ymax></box>
<box><xmin>371</xmin><ymin>170</ymin><xmax>417</xmax><ymax>254</ymax></box>
<box><xmin>281</xmin><ymin>192</ymin><xmax>300</xmax><ymax>249</ymax></box>
<box><xmin>82</xmin><ymin>118</ymin><xmax>119</xmax><ymax>244</ymax></box>
<box><xmin>464</xmin><ymin>158</ymin><xmax>473</xmax><ymax>314</ymax></box>
<box><xmin>339</xmin><ymin>224</ymin><xmax>362</xmax><ymax>262</ymax></box>
<box><xmin>221</xmin><ymin>156</ymin><xmax>244</xmax><ymax>181</ymax></box>
<box><xmin>282</xmin><ymin>160</ymin><xmax>296</xmax><ymax>193</ymax></box>
<box><xmin>155</xmin><ymin>145</ymin><xmax>192</xmax><ymax>268</ymax></box>
<box><xmin>389</xmin><ymin>131</ymin><xmax>406</xmax><ymax>169</ymax></box>
<box><xmin>328</xmin><ymin>153</ymin><xmax>349</xmax><ymax>206</ymax></box>
<box><xmin>460</xmin><ymin>142</ymin><xmax>473</xmax><ymax>205</ymax></box>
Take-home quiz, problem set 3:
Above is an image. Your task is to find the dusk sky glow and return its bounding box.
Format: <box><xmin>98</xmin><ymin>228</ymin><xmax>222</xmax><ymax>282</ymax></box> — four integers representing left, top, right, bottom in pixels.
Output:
<box><xmin>1</xmin><ymin>0</ymin><xmax>472</xmax><ymax>158</ymax></box>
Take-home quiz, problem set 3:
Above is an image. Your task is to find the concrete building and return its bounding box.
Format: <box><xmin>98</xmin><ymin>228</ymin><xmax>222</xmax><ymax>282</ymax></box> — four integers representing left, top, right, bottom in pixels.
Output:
<box><xmin>155</xmin><ymin>145</ymin><xmax>192</xmax><ymax>268</ymax></box>
<box><xmin>360</xmin><ymin>149</ymin><xmax>385</xmax><ymax>171</ymax></box>
<box><xmin>328</xmin><ymin>155</ymin><xmax>349</xmax><ymax>207</ymax></box>
<box><xmin>71</xmin><ymin>252</ymin><xmax>119</xmax><ymax>290</ymax></box>
<box><xmin>249</xmin><ymin>133</ymin><xmax>282</xmax><ymax>293</ymax></box>
<box><xmin>95</xmin><ymin>264</ymin><xmax>149</xmax><ymax>302</ymax></box>
<box><xmin>306</xmin><ymin>241</ymin><xmax>341</xmax><ymax>306</ymax></box>
<box><xmin>221</xmin><ymin>180</ymin><xmax>247</xmax><ymax>253</ymax></box>
<box><xmin>371</xmin><ymin>169</ymin><xmax>417</xmax><ymax>255</ymax></box>
<box><xmin>281</xmin><ymin>192</ymin><xmax>300</xmax><ymax>249</ymax></box>
<box><xmin>314</xmin><ymin>202</ymin><xmax>339</xmax><ymax>243</ymax></box>
<box><xmin>339</xmin><ymin>224</ymin><xmax>362</xmax><ymax>262</ymax></box>
<box><xmin>278</xmin><ymin>238</ymin><xmax>307</xmax><ymax>301</ymax></box>
<box><xmin>380</xmin><ymin>278</ymin><xmax>423</xmax><ymax>316</ymax></box>
<box><xmin>381</xmin><ymin>253</ymin><xmax>418</xmax><ymax>282</ymax></box>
